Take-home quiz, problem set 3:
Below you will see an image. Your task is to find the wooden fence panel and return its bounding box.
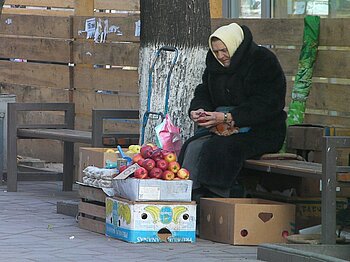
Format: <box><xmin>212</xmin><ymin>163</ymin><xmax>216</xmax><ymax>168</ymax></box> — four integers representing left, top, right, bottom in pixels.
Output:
<box><xmin>94</xmin><ymin>0</ymin><xmax>140</xmax><ymax>11</ymax></box>
<box><xmin>73</xmin><ymin>41</ymin><xmax>139</xmax><ymax>66</ymax></box>
<box><xmin>74</xmin><ymin>66</ymin><xmax>138</xmax><ymax>93</ymax></box>
<box><xmin>212</xmin><ymin>18</ymin><xmax>350</xmax><ymax>46</ymax></box>
<box><xmin>0</xmin><ymin>14</ymin><xmax>71</xmax><ymax>38</ymax></box>
<box><xmin>73</xmin><ymin>15</ymin><xmax>140</xmax><ymax>42</ymax></box>
<box><xmin>73</xmin><ymin>90</ymin><xmax>139</xmax><ymax>130</ymax></box>
<box><xmin>0</xmin><ymin>60</ymin><xmax>70</xmax><ymax>88</ymax></box>
<box><xmin>0</xmin><ymin>37</ymin><xmax>71</xmax><ymax>62</ymax></box>
<box><xmin>4</xmin><ymin>0</ymin><xmax>74</xmax><ymax>8</ymax></box>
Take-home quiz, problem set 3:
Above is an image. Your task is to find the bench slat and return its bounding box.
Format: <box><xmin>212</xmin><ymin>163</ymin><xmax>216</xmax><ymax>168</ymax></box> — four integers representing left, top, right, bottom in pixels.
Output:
<box><xmin>244</xmin><ymin>159</ymin><xmax>322</xmax><ymax>179</ymax></box>
<box><xmin>17</xmin><ymin>128</ymin><xmax>92</xmax><ymax>144</ymax></box>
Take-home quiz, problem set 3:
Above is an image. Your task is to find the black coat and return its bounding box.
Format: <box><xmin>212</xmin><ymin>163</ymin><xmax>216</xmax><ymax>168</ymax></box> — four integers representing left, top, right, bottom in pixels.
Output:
<box><xmin>178</xmin><ymin>25</ymin><xmax>287</xmax><ymax>190</ymax></box>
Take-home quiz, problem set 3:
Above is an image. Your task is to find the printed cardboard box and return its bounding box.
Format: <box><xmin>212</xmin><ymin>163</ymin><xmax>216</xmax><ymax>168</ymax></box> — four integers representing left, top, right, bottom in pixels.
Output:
<box><xmin>105</xmin><ymin>197</ymin><xmax>196</xmax><ymax>243</ymax></box>
<box><xmin>79</xmin><ymin>147</ymin><xmax>126</xmax><ymax>182</ymax></box>
<box><xmin>200</xmin><ymin>198</ymin><xmax>295</xmax><ymax>245</ymax></box>
<box><xmin>112</xmin><ymin>178</ymin><xmax>192</xmax><ymax>202</ymax></box>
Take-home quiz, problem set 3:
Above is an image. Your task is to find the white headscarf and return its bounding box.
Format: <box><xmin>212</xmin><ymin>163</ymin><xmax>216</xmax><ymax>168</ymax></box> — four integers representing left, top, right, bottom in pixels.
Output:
<box><xmin>209</xmin><ymin>23</ymin><xmax>244</xmax><ymax>66</ymax></box>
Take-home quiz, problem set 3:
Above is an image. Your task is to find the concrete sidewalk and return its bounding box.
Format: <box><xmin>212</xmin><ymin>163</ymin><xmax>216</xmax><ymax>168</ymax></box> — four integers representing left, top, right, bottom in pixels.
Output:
<box><xmin>0</xmin><ymin>181</ymin><xmax>261</xmax><ymax>262</ymax></box>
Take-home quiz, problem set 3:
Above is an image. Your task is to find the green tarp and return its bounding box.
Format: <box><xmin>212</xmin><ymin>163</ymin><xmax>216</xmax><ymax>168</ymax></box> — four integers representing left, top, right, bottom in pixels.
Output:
<box><xmin>282</xmin><ymin>15</ymin><xmax>320</xmax><ymax>152</ymax></box>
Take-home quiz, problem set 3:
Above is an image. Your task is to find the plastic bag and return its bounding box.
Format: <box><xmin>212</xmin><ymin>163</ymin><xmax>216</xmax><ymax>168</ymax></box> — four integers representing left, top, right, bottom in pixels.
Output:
<box><xmin>155</xmin><ymin>114</ymin><xmax>182</xmax><ymax>156</ymax></box>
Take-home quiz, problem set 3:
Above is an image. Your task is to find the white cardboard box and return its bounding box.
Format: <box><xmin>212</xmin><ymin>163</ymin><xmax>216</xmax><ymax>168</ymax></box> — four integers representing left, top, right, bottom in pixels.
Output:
<box><xmin>112</xmin><ymin>178</ymin><xmax>192</xmax><ymax>202</ymax></box>
<box><xmin>105</xmin><ymin>197</ymin><xmax>196</xmax><ymax>243</ymax></box>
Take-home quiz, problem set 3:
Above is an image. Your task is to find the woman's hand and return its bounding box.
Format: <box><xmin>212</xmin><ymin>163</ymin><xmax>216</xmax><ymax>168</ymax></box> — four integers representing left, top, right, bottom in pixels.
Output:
<box><xmin>190</xmin><ymin>109</ymin><xmax>206</xmax><ymax>123</ymax></box>
<box><xmin>195</xmin><ymin>111</ymin><xmax>225</xmax><ymax>128</ymax></box>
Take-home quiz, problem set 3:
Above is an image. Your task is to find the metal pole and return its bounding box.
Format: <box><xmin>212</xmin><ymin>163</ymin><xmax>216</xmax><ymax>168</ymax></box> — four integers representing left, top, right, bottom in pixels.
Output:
<box><xmin>261</xmin><ymin>0</ymin><xmax>271</xmax><ymax>18</ymax></box>
<box><xmin>0</xmin><ymin>112</ymin><xmax>4</xmax><ymax>185</ymax></box>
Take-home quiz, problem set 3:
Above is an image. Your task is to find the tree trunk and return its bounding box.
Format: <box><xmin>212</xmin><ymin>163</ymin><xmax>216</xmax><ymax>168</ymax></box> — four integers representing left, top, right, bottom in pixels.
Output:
<box><xmin>0</xmin><ymin>0</ymin><xmax>4</xmax><ymax>14</ymax></box>
<box><xmin>139</xmin><ymin>0</ymin><xmax>211</xmax><ymax>145</ymax></box>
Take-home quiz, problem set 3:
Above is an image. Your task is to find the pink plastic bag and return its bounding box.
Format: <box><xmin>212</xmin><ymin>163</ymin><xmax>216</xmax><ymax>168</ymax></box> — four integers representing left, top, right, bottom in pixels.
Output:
<box><xmin>155</xmin><ymin>114</ymin><xmax>182</xmax><ymax>156</ymax></box>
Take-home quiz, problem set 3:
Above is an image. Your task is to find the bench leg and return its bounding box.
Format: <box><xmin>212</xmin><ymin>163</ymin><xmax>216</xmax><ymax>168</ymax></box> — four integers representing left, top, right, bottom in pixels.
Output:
<box><xmin>63</xmin><ymin>142</ymin><xmax>73</xmax><ymax>191</ymax></box>
<box><xmin>7</xmin><ymin>107</ymin><xmax>18</xmax><ymax>192</ymax></box>
<box><xmin>321</xmin><ymin>137</ymin><xmax>337</xmax><ymax>244</ymax></box>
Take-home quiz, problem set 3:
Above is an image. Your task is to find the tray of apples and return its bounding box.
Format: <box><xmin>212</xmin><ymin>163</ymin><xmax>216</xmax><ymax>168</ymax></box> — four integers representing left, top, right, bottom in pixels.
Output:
<box><xmin>118</xmin><ymin>143</ymin><xmax>190</xmax><ymax>181</ymax></box>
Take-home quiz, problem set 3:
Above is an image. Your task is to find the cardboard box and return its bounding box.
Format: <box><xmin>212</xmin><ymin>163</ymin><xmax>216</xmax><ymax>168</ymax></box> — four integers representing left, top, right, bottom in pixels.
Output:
<box><xmin>105</xmin><ymin>197</ymin><xmax>196</xmax><ymax>243</ymax></box>
<box><xmin>79</xmin><ymin>147</ymin><xmax>126</xmax><ymax>182</ymax></box>
<box><xmin>246</xmin><ymin>191</ymin><xmax>349</xmax><ymax>230</ymax></box>
<box><xmin>294</xmin><ymin>197</ymin><xmax>348</xmax><ymax>218</ymax></box>
<box><xmin>200</xmin><ymin>198</ymin><xmax>295</xmax><ymax>246</ymax></box>
<box><xmin>112</xmin><ymin>178</ymin><xmax>192</xmax><ymax>202</ymax></box>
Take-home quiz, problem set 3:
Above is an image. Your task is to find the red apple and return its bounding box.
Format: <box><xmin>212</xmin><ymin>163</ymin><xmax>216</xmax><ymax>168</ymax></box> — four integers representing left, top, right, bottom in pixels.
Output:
<box><xmin>177</xmin><ymin>168</ymin><xmax>190</xmax><ymax>180</ymax></box>
<box><xmin>149</xmin><ymin>167</ymin><xmax>163</xmax><ymax>179</ymax></box>
<box><xmin>132</xmin><ymin>153</ymin><xmax>144</xmax><ymax>164</ymax></box>
<box><xmin>147</xmin><ymin>143</ymin><xmax>158</xmax><ymax>150</ymax></box>
<box><xmin>156</xmin><ymin>159</ymin><xmax>168</xmax><ymax>171</ymax></box>
<box><xmin>137</xmin><ymin>159</ymin><xmax>144</xmax><ymax>166</ymax></box>
<box><xmin>142</xmin><ymin>158</ymin><xmax>156</xmax><ymax>172</ymax></box>
<box><xmin>162</xmin><ymin>170</ymin><xmax>175</xmax><ymax>180</ymax></box>
<box><xmin>168</xmin><ymin>161</ymin><xmax>180</xmax><ymax>174</ymax></box>
<box><xmin>140</xmin><ymin>144</ymin><xmax>153</xmax><ymax>159</ymax></box>
<box><xmin>134</xmin><ymin>167</ymin><xmax>148</xmax><ymax>179</ymax></box>
<box><xmin>118</xmin><ymin>165</ymin><xmax>128</xmax><ymax>173</ymax></box>
<box><xmin>162</xmin><ymin>150</ymin><xmax>177</xmax><ymax>163</ymax></box>
<box><xmin>151</xmin><ymin>149</ymin><xmax>162</xmax><ymax>161</ymax></box>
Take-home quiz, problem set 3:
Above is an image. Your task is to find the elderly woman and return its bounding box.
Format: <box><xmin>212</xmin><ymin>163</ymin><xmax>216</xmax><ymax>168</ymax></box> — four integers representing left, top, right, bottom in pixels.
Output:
<box><xmin>179</xmin><ymin>23</ymin><xmax>287</xmax><ymax>199</ymax></box>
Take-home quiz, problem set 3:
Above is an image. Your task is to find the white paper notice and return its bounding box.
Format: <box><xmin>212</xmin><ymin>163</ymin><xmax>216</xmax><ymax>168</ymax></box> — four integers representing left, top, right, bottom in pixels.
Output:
<box><xmin>135</xmin><ymin>20</ymin><xmax>141</xmax><ymax>37</ymax></box>
<box><xmin>85</xmin><ymin>18</ymin><xmax>96</xmax><ymax>39</ymax></box>
<box><xmin>139</xmin><ymin>186</ymin><xmax>160</xmax><ymax>200</ymax></box>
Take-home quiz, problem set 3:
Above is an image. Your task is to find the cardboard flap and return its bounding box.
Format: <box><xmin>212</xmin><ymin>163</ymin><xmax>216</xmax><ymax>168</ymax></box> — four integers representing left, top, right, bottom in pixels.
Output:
<box><xmin>114</xmin><ymin>163</ymin><xmax>140</xmax><ymax>179</ymax></box>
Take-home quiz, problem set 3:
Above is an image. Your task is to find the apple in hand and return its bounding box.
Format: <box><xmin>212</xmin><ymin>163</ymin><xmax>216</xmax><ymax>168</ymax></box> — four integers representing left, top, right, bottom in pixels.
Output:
<box><xmin>134</xmin><ymin>167</ymin><xmax>148</xmax><ymax>179</ymax></box>
<box><xmin>168</xmin><ymin>161</ymin><xmax>180</xmax><ymax>174</ymax></box>
<box><xmin>162</xmin><ymin>170</ymin><xmax>175</xmax><ymax>180</ymax></box>
<box><xmin>149</xmin><ymin>167</ymin><xmax>163</xmax><ymax>179</ymax></box>
<box><xmin>162</xmin><ymin>150</ymin><xmax>177</xmax><ymax>163</ymax></box>
<box><xmin>140</xmin><ymin>144</ymin><xmax>153</xmax><ymax>159</ymax></box>
<box><xmin>156</xmin><ymin>159</ymin><xmax>168</xmax><ymax>171</ymax></box>
<box><xmin>142</xmin><ymin>158</ymin><xmax>156</xmax><ymax>172</ymax></box>
<box><xmin>132</xmin><ymin>153</ymin><xmax>144</xmax><ymax>164</ymax></box>
<box><xmin>177</xmin><ymin>168</ymin><xmax>190</xmax><ymax>180</ymax></box>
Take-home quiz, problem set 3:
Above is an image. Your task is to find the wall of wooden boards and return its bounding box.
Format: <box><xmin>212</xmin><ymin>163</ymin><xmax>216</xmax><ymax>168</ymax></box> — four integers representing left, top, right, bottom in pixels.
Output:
<box><xmin>0</xmin><ymin>1</ymin><xmax>140</xmax><ymax>162</ymax></box>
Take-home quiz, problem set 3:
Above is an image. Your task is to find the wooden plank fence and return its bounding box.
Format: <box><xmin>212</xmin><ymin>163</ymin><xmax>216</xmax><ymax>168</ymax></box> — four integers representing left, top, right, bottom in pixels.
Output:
<box><xmin>0</xmin><ymin>0</ymin><xmax>140</xmax><ymax>162</ymax></box>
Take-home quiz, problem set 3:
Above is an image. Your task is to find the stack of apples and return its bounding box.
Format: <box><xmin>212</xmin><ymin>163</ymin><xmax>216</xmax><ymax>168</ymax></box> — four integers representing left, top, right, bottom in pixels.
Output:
<box><xmin>119</xmin><ymin>144</ymin><xmax>190</xmax><ymax>180</ymax></box>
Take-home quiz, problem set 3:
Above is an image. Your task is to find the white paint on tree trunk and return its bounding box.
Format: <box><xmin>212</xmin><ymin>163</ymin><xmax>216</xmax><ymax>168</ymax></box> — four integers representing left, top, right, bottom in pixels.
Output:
<box><xmin>139</xmin><ymin>44</ymin><xmax>208</xmax><ymax>145</ymax></box>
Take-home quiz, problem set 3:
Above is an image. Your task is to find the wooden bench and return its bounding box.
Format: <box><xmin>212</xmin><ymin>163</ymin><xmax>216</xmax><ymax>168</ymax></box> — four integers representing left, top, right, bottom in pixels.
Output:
<box><xmin>7</xmin><ymin>103</ymin><xmax>139</xmax><ymax>192</ymax></box>
<box><xmin>244</xmin><ymin>136</ymin><xmax>350</xmax><ymax>245</ymax></box>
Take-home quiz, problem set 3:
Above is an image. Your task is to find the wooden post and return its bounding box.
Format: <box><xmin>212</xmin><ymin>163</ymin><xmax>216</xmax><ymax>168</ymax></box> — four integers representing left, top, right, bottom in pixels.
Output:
<box><xmin>210</xmin><ymin>0</ymin><xmax>222</xmax><ymax>18</ymax></box>
<box><xmin>74</xmin><ymin>0</ymin><xmax>94</xmax><ymax>16</ymax></box>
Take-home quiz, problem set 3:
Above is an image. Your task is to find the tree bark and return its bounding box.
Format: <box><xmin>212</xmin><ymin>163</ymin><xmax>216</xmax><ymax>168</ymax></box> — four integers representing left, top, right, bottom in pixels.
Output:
<box><xmin>0</xmin><ymin>0</ymin><xmax>4</xmax><ymax>14</ymax></box>
<box><xmin>139</xmin><ymin>0</ymin><xmax>211</xmax><ymax>146</ymax></box>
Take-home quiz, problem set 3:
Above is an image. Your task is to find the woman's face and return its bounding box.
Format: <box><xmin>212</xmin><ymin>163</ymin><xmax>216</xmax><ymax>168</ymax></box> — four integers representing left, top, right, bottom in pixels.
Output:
<box><xmin>211</xmin><ymin>39</ymin><xmax>230</xmax><ymax>67</ymax></box>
